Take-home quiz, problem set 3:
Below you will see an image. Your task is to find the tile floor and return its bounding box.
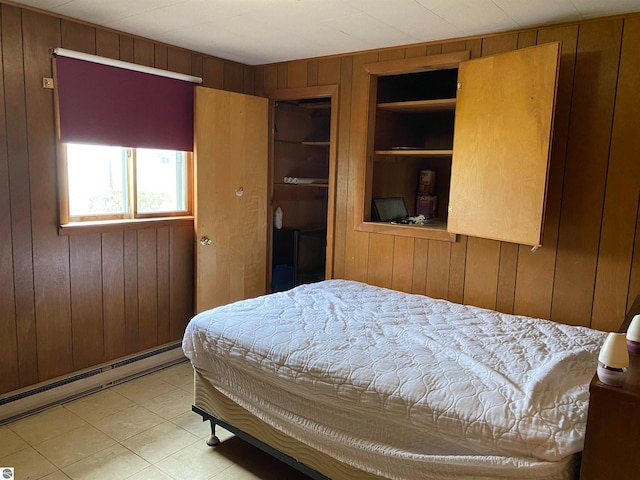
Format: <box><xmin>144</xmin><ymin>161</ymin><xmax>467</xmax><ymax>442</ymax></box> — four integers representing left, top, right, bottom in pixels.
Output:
<box><xmin>0</xmin><ymin>361</ymin><xmax>309</xmax><ymax>480</ymax></box>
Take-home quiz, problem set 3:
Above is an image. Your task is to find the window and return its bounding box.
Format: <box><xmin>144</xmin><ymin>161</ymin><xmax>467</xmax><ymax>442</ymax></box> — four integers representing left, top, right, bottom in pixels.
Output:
<box><xmin>61</xmin><ymin>143</ymin><xmax>191</xmax><ymax>223</ymax></box>
<box><xmin>53</xmin><ymin>50</ymin><xmax>199</xmax><ymax>228</ymax></box>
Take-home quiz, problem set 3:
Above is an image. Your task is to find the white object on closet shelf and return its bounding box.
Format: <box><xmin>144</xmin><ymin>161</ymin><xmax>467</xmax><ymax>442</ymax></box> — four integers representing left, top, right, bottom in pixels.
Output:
<box><xmin>274</xmin><ymin>206</ymin><xmax>283</xmax><ymax>229</ymax></box>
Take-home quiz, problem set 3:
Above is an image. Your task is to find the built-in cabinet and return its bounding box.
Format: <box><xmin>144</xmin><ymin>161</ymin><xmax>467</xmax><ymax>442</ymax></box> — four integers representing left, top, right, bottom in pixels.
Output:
<box><xmin>357</xmin><ymin>42</ymin><xmax>561</xmax><ymax>246</ymax></box>
<box><xmin>269</xmin><ymin>86</ymin><xmax>338</xmax><ymax>292</ymax></box>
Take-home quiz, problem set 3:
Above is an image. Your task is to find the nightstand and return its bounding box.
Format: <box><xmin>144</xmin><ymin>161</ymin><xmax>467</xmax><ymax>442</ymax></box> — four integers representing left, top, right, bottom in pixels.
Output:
<box><xmin>580</xmin><ymin>302</ymin><xmax>640</xmax><ymax>480</ymax></box>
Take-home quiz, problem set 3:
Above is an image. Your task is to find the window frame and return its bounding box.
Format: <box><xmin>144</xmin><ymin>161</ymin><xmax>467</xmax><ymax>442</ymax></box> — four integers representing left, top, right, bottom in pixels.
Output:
<box><xmin>57</xmin><ymin>143</ymin><xmax>193</xmax><ymax>228</ymax></box>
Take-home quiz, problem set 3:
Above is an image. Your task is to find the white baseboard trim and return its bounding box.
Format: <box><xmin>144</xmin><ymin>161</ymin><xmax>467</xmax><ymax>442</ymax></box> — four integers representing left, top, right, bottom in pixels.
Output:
<box><xmin>0</xmin><ymin>342</ymin><xmax>187</xmax><ymax>425</ymax></box>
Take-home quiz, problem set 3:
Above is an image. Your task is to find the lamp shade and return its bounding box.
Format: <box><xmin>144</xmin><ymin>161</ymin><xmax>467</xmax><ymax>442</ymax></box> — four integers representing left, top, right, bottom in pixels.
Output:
<box><xmin>627</xmin><ymin>314</ymin><xmax>640</xmax><ymax>342</ymax></box>
<box><xmin>627</xmin><ymin>314</ymin><xmax>640</xmax><ymax>354</ymax></box>
<box><xmin>598</xmin><ymin>332</ymin><xmax>629</xmax><ymax>369</ymax></box>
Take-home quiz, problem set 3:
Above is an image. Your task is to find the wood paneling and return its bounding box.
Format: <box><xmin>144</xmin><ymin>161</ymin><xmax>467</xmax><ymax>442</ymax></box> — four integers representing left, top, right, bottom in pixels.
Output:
<box><xmin>552</xmin><ymin>19</ymin><xmax>623</xmax><ymax>326</ymax></box>
<box><xmin>464</xmin><ymin>238</ymin><xmax>501</xmax><ymax>310</ymax></box>
<box><xmin>392</xmin><ymin>236</ymin><xmax>414</xmax><ymax>293</ymax></box>
<box><xmin>448</xmin><ymin>235</ymin><xmax>467</xmax><ymax>304</ymax></box>
<box><xmin>331</xmin><ymin>56</ymin><xmax>353</xmax><ymax>279</ymax></box>
<box><xmin>137</xmin><ymin>229</ymin><xmax>158</xmax><ymax>350</ymax></box>
<box><xmin>287</xmin><ymin>61</ymin><xmax>307</xmax><ymax>87</ymax></box>
<box><xmin>591</xmin><ymin>17</ymin><xmax>640</xmax><ymax>332</ymax></box>
<box><xmin>157</xmin><ymin>227</ymin><xmax>171</xmax><ymax>345</ymax></box>
<box><xmin>0</xmin><ymin>2</ymin><xmax>253</xmax><ymax>395</ymax></box>
<box><xmin>102</xmin><ymin>232</ymin><xmax>125</xmax><ymax>360</ymax></box>
<box><xmin>3</xmin><ymin>4</ymin><xmax>38</xmax><ymax>388</ymax></box>
<box><xmin>24</xmin><ymin>9</ymin><xmax>74</xmax><ymax>381</ymax></box>
<box><xmin>411</xmin><ymin>239</ymin><xmax>428</xmax><ymax>295</ymax></box>
<box><xmin>3</xmin><ymin>0</ymin><xmax>640</xmax><ymax>395</ymax></box>
<box><xmin>0</xmin><ymin>7</ymin><xmax>19</xmax><ymax>394</ymax></box>
<box><xmin>367</xmin><ymin>234</ymin><xmax>394</xmax><ymax>288</ymax></box>
<box><xmin>513</xmin><ymin>25</ymin><xmax>579</xmax><ymax>321</ymax></box>
<box><xmin>253</xmin><ymin>13</ymin><xmax>640</xmax><ymax>332</ymax></box>
<box><xmin>496</xmin><ymin>243</ymin><xmax>518</xmax><ymax>314</ymax></box>
<box><xmin>96</xmin><ymin>30</ymin><xmax>119</xmax><ymax>59</ymax></box>
<box><xmin>134</xmin><ymin>38</ymin><xmax>154</xmax><ymax>67</ymax></box>
<box><xmin>426</xmin><ymin>241</ymin><xmax>450</xmax><ymax>300</ymax></box>
<box><xmin>70</xmin><ymin>234</ymin><xmax>104</xmax><ymax>369</ymax></box>
<box><xmin>202</xmin><ymin>57</ymin><xmax>224</xmax><ymax>89</ymax></box>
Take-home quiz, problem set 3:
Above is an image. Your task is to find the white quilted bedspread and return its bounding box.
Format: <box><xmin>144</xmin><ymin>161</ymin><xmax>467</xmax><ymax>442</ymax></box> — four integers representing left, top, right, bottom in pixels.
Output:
<box><xmin>183</xmin><ymin>280</ymin><xmax>606</xmax><ymax>479</ymax></box>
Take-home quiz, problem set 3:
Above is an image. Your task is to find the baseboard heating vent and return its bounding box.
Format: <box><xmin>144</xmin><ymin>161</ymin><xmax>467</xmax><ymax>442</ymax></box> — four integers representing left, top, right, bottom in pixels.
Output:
<box><xmin>0</xmin><ymin>341</ymin><xmax>186</xmax><ymax>425</ymax></box>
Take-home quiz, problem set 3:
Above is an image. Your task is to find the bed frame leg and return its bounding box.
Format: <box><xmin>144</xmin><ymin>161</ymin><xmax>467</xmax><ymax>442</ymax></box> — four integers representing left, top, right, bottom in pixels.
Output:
<box><xmin>206</xmin><ymin>421</ymin><xmax>221</xmax><ymax>447</ymax></box>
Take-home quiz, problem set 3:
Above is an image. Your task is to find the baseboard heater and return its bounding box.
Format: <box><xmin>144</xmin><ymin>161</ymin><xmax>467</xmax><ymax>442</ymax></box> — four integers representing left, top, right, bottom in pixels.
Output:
<box><xmin>0</xmin><ymin>342</ymin><xmax>187</xmax><ymax>425</ymax></box>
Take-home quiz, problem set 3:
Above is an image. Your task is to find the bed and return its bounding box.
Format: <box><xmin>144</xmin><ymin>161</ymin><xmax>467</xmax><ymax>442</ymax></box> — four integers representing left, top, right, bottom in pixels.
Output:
<box><xmin>182</xmin><ymin>280</ymin><xmax>607</xmax><ymax>480</ymax></box>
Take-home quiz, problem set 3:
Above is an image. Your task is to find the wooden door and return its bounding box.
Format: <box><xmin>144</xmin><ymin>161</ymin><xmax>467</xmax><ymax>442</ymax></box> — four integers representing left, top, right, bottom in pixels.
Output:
<box><xmin>448</xmin><ymin>42</ymin><xmax>561</xmax><ymax>246</ymax></box>
<box><xmin>194</xmin><ymin>87</ymin><xmax>269</xmax><ymax>313</ymax></box>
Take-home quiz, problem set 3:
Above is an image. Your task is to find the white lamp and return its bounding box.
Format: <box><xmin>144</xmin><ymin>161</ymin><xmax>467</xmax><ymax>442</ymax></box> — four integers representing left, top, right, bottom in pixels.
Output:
<box><xmin>627</xmin><ymin>314</ymin><xmax>640</xmax><ymax>354</ymax></box>
<box><xmin>597</xmin><ymin>332</ymin><xmax>629</xmax><ymax>386</ymax></box>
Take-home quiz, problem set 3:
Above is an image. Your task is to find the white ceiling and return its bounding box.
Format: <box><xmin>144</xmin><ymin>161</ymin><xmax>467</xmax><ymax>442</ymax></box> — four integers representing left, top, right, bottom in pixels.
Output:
<box><xmin>11</xmin><ymin>0</ymin><xmax>640</xmax><ymax>65</ymax></box>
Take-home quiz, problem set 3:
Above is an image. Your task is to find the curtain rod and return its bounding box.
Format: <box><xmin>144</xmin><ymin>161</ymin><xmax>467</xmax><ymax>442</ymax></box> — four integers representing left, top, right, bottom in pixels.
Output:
<box><xmin>52</xmin><ymin>47</ymin><xmax>203</xmax><ymax>84</ymax></box>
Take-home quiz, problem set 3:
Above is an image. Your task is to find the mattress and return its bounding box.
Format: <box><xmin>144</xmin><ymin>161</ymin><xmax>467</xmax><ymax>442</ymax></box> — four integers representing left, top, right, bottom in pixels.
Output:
<box><xmin>183</xmin><ymin>280</ymin><xmax>606</xmax><ymax>480</ymax></box>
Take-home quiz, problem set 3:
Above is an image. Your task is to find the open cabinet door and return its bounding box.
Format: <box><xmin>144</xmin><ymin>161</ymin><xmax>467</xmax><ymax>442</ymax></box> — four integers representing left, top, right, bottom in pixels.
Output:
<box><xmin>448</xmin><ymin>42</ymin><xmax>560</xmax><ymax>246</ymax></box>
<box><xmin>194</xmin><ymin>87</ymin><xmax>269</xmax><ymax>313</ymax></box>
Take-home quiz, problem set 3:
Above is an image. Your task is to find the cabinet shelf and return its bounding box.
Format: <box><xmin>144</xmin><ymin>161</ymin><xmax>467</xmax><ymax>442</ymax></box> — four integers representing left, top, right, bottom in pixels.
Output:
<box><xmin>275</xmin><ymin>139</ymin><xmax>330</xmax><ymax>146</ymax></box>
<box><xmin>377</xmin><ymin>98</ymin><xmax>456</xmax><ymax>113</ymax></box>
<box><xmin>357</xmin><ymin>218</ymin><xmax>456</xmax><ymax>242</ymax></box>
<box><xmin>375</xmin><ymin>149</ymin><xmax>453</xmax><ymax>157</ymax></box>
<box><xmin>275</xmin><ymin>182</ymin><xmax>328</xmax><ymax>188</ymax></box>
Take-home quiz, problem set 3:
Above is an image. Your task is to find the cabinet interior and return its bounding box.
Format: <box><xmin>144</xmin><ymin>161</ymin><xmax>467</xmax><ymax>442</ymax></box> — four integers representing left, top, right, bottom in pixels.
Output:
<box><xmin>271</xmin><ymin>97</ymin><xmax>332</xmax><ymax>290</ymax></box>
<box><xmin>366</xmin><ymin>64</ymin><xmax>460</xmax><ymax>240</ymax></box>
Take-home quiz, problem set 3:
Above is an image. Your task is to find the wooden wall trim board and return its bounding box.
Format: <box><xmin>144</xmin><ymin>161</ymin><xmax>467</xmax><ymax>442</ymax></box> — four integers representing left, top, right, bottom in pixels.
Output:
<box><xmin>3</xmin><ymin>0</ymin><xmax>640</xmax><ymax>396</ymax></box>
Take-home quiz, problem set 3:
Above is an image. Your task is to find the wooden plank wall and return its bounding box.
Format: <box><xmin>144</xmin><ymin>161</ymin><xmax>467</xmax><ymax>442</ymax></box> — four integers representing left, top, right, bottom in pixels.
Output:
<box><xmin>255</xmin><ymin>13</ymin><xmax>640</xmax><ymax>334</ymax></box>
<box><xmin>0</xmin><ymin>2</ymin><xmax>254</xmax><ymax>395</ymax></box>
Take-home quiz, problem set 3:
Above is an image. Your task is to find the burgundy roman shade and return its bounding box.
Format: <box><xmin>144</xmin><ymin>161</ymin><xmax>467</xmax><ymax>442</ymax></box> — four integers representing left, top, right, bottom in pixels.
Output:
<box><xmin>55</xmin><ymin>55</ymin><xmax>195</xmax><ymax>152</ymax></box>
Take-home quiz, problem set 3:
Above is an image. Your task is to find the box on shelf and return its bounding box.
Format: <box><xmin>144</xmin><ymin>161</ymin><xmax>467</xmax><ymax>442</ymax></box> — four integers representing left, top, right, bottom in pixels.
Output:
<box><xmin>418</xmin><ymin>170</ymin><xmax>436</xmax><ymax>195</ymax></box>
<box><xmin>416</xmin><ymin>195</ymin><xmax>437</xmax><ymax>219</ymax></box>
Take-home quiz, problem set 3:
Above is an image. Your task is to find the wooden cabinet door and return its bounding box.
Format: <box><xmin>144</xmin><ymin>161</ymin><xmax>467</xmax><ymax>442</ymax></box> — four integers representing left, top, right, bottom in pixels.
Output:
<box><xmin>448</xmin><ymin>42</ymin><xmax>560</xmax><ymax>246</ymax></box>
<box><xmin>194</xmin><ymin>87</ymin><xmax>269</xmax><ymax>313</ymax></box>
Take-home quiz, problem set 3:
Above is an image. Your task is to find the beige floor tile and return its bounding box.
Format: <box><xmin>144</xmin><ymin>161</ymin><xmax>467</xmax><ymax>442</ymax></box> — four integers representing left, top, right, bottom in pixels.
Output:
<box><xmin>144</xmin><ymin>387</ymin><xmax>192</xmax><ymax>420</ymax></box>
<box><xmin>112</xmin><ymin>375</ymin><xmax>178</xmax><ymax>404</ymax></box>
<box><xmin>64</xmin><ymin>389</ymin><xmax>135</xmax><ymax>423</ymax></box>
<box><xmin>61</xmin><ymin>444</ymin><xmax>148</xmax><ymax>480</ymax></box>
<box><xmin>148</xmin><ymin>361</ymin><xmax>194</xmax><ymax>388</ymax></box>
<box><xmin>121</xmin><ymin>421</ymin><xmax>199</xmax><ymax>464</ymax></box>
<box><xmin>205</xmin><ymin>437</ymin><xmax>310</xmax><ymax>480</ymax></box>
<box><xmin>209</xmin><ymin>464</ymin><xmax>260</xmax><ymax>480</ymax></box>
<box><xmin>154</xmin><ymin>438</ymin><xmax>235</xmax><ymax>480</ymax></box>
<box><xmin>0</xmin><ymin>447</ymin><xmax>57</xmax><ymax>480</ymax></box>
<box><xmin>169</xmin><ymin>411</ymin><xmax>212</xmax><ymax>438</ymax></box>
<box><xmin>179</xmin><ymin>382</ymin><xmax>194</xmax><ymax>394</ymax></box>
<box><xmin>0</xmin><ymin>425</ymin><xmax>29</xmax><ymax>456</ymax></box>
<box><xmin>40</xmin><ymin>471</ymin><xmax>72</xmax><ymax>480</ymax></box>
<box><xmin>8</xmin><ymin>406</ymin><xmax>88</xmax><ymax>446</ymax></box>
<box><xmin>124</xmin><ymin>465</ymin><xmax>174</xmax><ymax>480</ymax></box>
<box><xmin>89</xmin><ymin>405</ymin><xmax>164</xmax><ymax>442</ymax></box>
<box><xmin>34</xmin><ymin>425</ymin><xmax>116</xmax><ymax>468</ymax></box>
